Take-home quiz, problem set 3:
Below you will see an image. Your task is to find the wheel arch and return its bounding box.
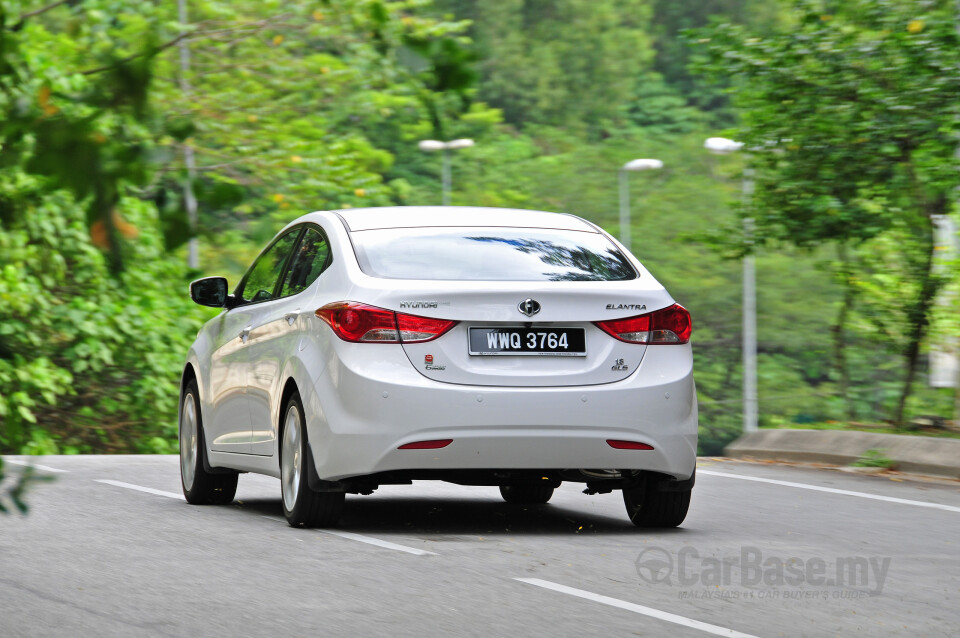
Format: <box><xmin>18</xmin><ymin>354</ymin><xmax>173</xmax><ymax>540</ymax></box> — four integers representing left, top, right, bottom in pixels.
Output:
<box><xmin>180</xmin><ymin>359</ymin><xmax>229</xmax><ymax>474</ymax></box>
<box><xmin>278</xmin><ymin>377</ymin><xmax>300</xmax><ymax>436</ymax></box>
<box><xmin>277</xmin><ymin>375</ymin><xmax>336</xmax><ymax>492</ymax></box>
<box><xmin>181</xmin><ymin>362</ymin><xmax>198</xmax><ymax>398</ymax></box>
<box><xmin>178</xmin><ymin>362</ymin><xmax>199</xmax><ymax>430</ymax></box>
<box><xmin>180</xmin><ymin>350</ymin><xmax>207</xmax><ymax>410</ymax></box>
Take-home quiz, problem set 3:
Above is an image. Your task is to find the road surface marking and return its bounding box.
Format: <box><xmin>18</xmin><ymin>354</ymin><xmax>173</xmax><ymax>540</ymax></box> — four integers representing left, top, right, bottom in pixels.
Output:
<box><xmin>95</xmin><ymin>480</ymin><xmax>182</xmax><ymax>500</ymax></box>
<box><xmin>262</xmin><ymin>516</ymin><xmax>436</xmax><ymax>555</ymax></box>
<box><xmin>3</xmin><ymin>458</ymin><xmax>68</xmax><ymax>473</ymax></box>
<box><xmin>699</xmin><ymin>470</ymin><xmax>960</xmax><ymax>513</ymax></box>
<box><xmin>515</xmin><ymin>578</ymin><xmax>761</xmax><ymax>638</ymax></box>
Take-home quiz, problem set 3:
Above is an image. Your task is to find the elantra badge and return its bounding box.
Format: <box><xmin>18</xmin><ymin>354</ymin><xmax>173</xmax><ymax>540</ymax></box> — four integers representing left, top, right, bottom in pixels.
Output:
<box><xmin>518</xmin><ymin>298</ymin><xmax>541</xmax><ymax>317</ymax></box>
<box><xmin>606</xmin><ymin>303</ymin><xmax>646</xmax><ymax>311</ymax></box>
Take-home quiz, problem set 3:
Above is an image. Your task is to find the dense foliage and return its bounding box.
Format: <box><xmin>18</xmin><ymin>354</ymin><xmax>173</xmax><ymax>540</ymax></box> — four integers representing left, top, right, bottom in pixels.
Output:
<box><xmin>0</xmin><ymin>0</ymin><xmax>957</xmax><ymax>460</ymax></box>
<box><xmin>692</xmin><ymin>0</ymin><xmax>960</xmax><ymax>425</ymax></box>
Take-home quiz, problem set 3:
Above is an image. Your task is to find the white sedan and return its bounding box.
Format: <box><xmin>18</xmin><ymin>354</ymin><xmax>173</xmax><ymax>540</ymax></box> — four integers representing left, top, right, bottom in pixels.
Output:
<box><xmin>180</xmin><ymin>207</ymin><xmax>697</xmax><ymax>528</ymax></box>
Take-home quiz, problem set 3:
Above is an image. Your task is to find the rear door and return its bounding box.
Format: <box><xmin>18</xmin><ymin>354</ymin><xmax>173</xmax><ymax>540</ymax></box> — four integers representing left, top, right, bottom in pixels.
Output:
<box><xmin>246</xmin><ymin>226</ymin><xmax>331</xmax><ymax>455</ymax></box>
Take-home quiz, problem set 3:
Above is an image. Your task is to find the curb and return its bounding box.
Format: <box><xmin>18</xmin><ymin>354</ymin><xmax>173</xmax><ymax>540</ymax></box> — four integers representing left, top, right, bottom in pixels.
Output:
<box><xmin>724</xmin><ymin>429</ymin><xmax>960</xmax><ymax>480</ymax></box>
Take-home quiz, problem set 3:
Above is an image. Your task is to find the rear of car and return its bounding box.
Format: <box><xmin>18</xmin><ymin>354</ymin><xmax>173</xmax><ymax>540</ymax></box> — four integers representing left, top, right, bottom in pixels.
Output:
<box><xmin>182</xmin><ymin>206</ymin><xmax>697</xmax><ymax>528</ymax></box>
<box><xmin>299</xmin><ymin>208</ymin><xmax>697</xmax><ymax>526</ymax></box>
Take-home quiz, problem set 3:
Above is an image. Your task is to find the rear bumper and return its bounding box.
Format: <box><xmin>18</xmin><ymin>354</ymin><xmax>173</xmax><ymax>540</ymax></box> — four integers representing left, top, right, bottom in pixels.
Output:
<box><xmin>301</xmin><ymin>343</ymin><xmax>697</xmax><ymax>482</ymax></box>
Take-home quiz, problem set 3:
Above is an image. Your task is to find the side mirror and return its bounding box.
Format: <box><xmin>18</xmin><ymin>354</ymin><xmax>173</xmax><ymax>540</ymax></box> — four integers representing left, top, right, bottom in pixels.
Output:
<box><xmin>190</xmin><ymin>277</ymin><xmax>229</xmax><ymax>307</ymax></box>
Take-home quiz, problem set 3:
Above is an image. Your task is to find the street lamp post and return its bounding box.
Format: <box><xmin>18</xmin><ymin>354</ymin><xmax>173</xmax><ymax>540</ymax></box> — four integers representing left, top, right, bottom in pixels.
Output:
<box><xmin>618</xmin><ymin>158</ymin><xmax>663</xmax><ymax>253</ymax></box>
<box><xmin>705</xmin><ymin>137</ymin><xmax>758</xmax><ymax>434</ymax></box>
<box><xmin>178</xmin><ymin>0</ymin><xmax>199</xmax><ymax>270</ymax></box>
<box><xmin>418</xmin><ymin>139</ymin><xmax>475</xmax><ymax>205</ymax></box>
<box><xmin>930</xmin><ymin>213</ymin><xmax>960</xmax><ymax>423</ymax></box>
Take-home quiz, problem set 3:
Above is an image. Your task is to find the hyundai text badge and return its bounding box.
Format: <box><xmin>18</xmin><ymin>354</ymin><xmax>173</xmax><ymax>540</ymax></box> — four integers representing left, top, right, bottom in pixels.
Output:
<box><xmin>518</xmin><ymin>298</ymin><xmax>541</xmax><ymax>317</ymax></box>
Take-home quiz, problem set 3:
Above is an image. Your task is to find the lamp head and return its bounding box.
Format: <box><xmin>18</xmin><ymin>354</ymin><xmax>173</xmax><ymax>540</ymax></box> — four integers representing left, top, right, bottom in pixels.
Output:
<box><xmin>622</xmin><ymin>158</ymin><xmax>664</xmax><ymax>171</ymax></box>
<box><xmin>418</xmin><ymin>140</ymin><xmax>446</xmax><ymax>152</ymax></box>
<box><xmin>704</xmin><ymin>137</ymin><xmax>744</xmax><ymax>154</ymax></box>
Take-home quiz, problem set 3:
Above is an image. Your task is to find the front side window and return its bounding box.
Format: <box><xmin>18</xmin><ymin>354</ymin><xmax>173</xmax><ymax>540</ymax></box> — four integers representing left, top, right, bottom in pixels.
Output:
<box><xmin>281</xmin><ymin>227</ymin><xmax>331</xmax><ymax>297</ymax></box>
<box><xmin>237</xmin><ymin>229</ymin><xmax>301</xmax><ymax>303</ymax></box>
<box><xmin>351</xmin><ymin>227</ymin><xmax>637</xmax><ymax>281</ymax></box>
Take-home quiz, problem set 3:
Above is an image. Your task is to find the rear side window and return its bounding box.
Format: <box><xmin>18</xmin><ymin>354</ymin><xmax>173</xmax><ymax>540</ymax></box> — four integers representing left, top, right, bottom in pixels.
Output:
<box><xmin>281</xmin><ymin>227</ymin><xmax>330</xmax><ymax>297</ymax></box>
<box><xmin>351</xmin><ymin>227</ymin><xmax>636</xmax><ymax>281</ymax></box>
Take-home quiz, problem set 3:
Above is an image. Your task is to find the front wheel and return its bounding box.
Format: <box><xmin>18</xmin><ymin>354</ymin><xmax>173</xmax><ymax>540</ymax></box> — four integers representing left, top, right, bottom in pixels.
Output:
<box><xmin>180</xmin><ymin>379</ymin><xmax>238</xmax><ymax>504</ymax></box>
<box><xmin>280</xmin><ymin>393</ymin><xmax>345</xmax><ymax>527</ymax></box>
<box><xmin>622</xmin><ymin>475</ymin><xmax>691</xmax><ymax>528</ymax></box>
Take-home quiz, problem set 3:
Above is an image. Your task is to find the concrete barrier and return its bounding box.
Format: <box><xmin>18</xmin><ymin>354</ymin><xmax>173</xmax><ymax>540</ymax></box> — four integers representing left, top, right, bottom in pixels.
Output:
<box><xmin>725</xmin><ymin>429</ymin><xmax>960</xmax><ymax>480</ymax></box>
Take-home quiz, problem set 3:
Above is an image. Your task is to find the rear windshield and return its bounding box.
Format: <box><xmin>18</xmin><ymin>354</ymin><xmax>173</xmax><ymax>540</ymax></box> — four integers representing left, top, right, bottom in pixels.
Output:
<box><xmin>351</xmin><ymin>227</ymin><xmax>637</xmax><ymax>281</ymax></box>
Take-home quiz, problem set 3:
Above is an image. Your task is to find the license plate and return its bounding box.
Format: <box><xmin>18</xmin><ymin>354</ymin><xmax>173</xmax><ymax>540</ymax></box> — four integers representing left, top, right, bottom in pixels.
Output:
<box><xmin>468</xmin><ymin>327</ymin><xmax>586</xmax><ymax>356</ymax></box>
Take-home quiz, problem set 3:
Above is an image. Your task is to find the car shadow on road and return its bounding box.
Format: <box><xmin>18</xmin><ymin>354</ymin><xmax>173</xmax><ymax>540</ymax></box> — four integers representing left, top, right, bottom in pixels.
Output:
<box><xmin>231</xmin><ymin>495</ymin><xmax>687</xmax><ymax>536</ymax></box>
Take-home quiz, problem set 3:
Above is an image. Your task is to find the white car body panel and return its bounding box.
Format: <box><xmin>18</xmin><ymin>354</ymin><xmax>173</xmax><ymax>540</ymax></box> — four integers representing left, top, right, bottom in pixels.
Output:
<box><xmin>183</xmin><ymin>207</ymin><xmax>698</xmax><ymax>485</ymax></box>
<box><xmin>205</xmin><ymin>306</ymin><xmax>256</xmax><ymax>452</ymax></box>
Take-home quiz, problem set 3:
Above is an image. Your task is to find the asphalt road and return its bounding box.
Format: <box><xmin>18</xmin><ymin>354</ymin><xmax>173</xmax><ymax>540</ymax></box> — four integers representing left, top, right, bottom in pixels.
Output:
<box><xmin>1</xmin><ymin>455</ymin><xmax>958</xmax><ymax>638</ymax></box>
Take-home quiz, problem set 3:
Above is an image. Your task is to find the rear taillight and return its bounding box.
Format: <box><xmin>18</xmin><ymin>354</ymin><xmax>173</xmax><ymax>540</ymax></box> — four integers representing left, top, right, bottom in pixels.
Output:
<box><xmin>396</xmin><ymin>312</ymin><xmax>457</xmax><ymax>343</ymax></box>
<box><xmin>315</xmin><ymin>302</ymin><xmax>456</xmax><ymax>344</ymax></box>
<box><xmin>594</xmin><ymin>303</ymin><xmax>691</xmax><ymax>345</ymax></box>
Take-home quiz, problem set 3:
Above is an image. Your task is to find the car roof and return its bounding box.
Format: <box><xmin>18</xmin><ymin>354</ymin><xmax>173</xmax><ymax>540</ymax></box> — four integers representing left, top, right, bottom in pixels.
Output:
<box><xmin>333</xmin><ymin>206</ymin><xmax>598</xmax><ymax>233</ymax></box>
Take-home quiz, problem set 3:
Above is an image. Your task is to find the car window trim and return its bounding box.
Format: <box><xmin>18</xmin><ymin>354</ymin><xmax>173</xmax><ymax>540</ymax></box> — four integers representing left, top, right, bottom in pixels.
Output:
<box><xmin>277</xmin><ymin>223</ymin><xmax>333</xmax><ymax>299</ymax></box>
<box><xmin>234</xmin><ymin>226</ymin><xmax>306</xmax><ymax>306</ymax></box>
<box><xmin>270</xmin><ymin>227</ymin><xmax>305</xmax><ymax>299</ymax></box>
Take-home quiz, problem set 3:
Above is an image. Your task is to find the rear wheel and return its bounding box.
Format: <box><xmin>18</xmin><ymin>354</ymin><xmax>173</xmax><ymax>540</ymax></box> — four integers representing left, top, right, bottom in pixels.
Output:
<box><xmin>280</xmin><ymin>393</ymin><xmax>345</xmax><ymax>527</ymax></box>
<box><xmin>179</xmin><ymin>379</ymin><xmax>238</xmax><ymax>504</ymax></box>
<box><xmin>499</xmin><ymin>484</ymin><xmax>554</xmax><ymax>504</ymax></box>
<box><xmin>622</xmin><ymin>475</ymin><xmax>691</xmax><ymax>528</ymax></box>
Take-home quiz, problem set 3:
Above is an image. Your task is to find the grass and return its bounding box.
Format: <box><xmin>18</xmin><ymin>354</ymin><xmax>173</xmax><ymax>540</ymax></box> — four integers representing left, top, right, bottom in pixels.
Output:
<box><xmin>851</xmin><ymin>448</ymin><xmax>897</xmax><ymax>469</ymax></box>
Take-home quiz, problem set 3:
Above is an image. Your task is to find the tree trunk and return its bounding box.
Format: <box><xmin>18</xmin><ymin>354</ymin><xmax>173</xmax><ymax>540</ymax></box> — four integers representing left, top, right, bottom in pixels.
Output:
<box><xmin>831</xmin><ymin>243</ymin><xmax>856</xmax><ymax>422</ymax></box>
<box><xmin>893</xmin><ymin>198</ymin><xmax>945</xmax><ymax>428</ymax></box>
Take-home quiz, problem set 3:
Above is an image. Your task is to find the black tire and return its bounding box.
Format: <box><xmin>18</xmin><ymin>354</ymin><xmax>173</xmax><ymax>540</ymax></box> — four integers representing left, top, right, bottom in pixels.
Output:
<box><xmin>179</xmin><ymin>379</ymin><xmax>238</xmax><ymax>505</ymax></box>
<box><xmin>622</xmin><ymin>475</ymin><xmax>691</xmax><ymax>528</ymax></box>
<box><xmin>280</xmin><ymin>392</ymin><xmax>344</xmax><ymax>528</ymax></box>
<box><xmin>499</xmin><ymin>484</ymin><xmax>555</xmax><ymax>504</ymax></box>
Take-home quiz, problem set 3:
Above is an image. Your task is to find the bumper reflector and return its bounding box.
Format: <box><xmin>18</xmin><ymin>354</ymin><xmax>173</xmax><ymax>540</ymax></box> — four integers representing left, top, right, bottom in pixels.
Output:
<box><xmin>398</xmin><ymin>439</ymin><xmax>453</xmax><ymax>450</ymax></box>
<box><xmin>606</xmin><ymin>440</ymin><xmax>654</xmax><ymax>450</ymax></box>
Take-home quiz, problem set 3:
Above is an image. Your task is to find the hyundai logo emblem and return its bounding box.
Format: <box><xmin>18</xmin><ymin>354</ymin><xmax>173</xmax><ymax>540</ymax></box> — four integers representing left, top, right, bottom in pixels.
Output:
<box><xmin>518</xmin><ymin>298</ymin><xmax>541</xmax><ymax>317</ymax></box>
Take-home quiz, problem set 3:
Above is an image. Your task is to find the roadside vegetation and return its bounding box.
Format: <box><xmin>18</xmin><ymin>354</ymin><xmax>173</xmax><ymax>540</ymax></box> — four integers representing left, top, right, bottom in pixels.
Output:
<box><xmin>0</xmin><ymin>0</ymin><xmax>957</xmax><ymax>458</ymax></box>
<box><xmin>851</xmin><ymin>448</ymin><xmax>898</xmax><ymax>470</ymax></box>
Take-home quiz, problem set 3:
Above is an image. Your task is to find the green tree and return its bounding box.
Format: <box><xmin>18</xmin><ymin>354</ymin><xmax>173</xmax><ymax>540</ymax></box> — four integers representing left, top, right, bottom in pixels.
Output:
<box><xmin>0</xmin><ymin>0</ymin><xmax>494</xmax><ymax>454</ymax></box>
<box><xmin>434</xmin><ymin>0</ymin><xmax>655</xmax><ymax>135</ymax></box>
<box><xmin>147</xmin><ymin>0</ymin><xmax>482</xmax><ymax>255</ymax></box>
<box><xmin>0</xmin><ymin>0</ymin><xmax>174</xmax><ymax>272</ymax></box>
<box><xmin>692</xmin><ymin>0</ymin><xmax>960</xmax><ymax>425</ymax></box>
<box><xmin>0</xmin><ymin>0</ymin><xmax>211</xmax><ymax>453</ymax></box>
<box><xmin>652</xmin><ymin>0</ymin><xmax>789</xmax><ymax>119</ymax></box>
